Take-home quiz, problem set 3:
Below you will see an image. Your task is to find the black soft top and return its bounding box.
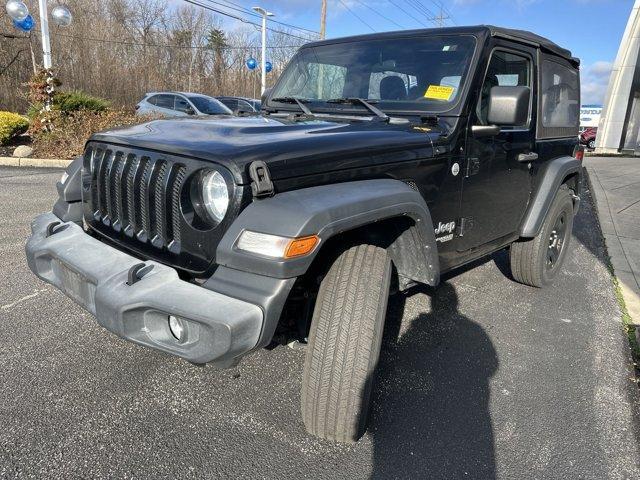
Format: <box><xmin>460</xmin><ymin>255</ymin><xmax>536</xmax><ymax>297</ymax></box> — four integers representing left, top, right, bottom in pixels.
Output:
<box><xmin>304</xmin><ymin>25</ymin><xmax>579</xmax><ymax>67</ymax></box>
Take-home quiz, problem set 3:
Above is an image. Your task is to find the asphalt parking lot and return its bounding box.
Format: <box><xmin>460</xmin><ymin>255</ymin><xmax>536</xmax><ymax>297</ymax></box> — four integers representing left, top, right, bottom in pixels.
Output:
<box><xmin>1</xmin><ymin>166</ymin><xmax>639</xmax><ymax>479</ymax></box>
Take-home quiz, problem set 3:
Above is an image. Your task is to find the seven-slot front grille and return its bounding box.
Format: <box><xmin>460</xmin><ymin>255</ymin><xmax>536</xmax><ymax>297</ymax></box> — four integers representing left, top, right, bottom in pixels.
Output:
<box><xmin>87</xmin><ymin>147</ymin><xmax>187</xmax><ymax>253</ymax></box>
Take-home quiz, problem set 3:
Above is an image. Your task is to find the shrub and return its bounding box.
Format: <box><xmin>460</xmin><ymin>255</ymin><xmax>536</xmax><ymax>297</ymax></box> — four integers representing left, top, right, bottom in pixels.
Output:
<box><xmin>55</xmin><ymin>91</ymin><xmax>110</xmax><ymax>113</ymax></box>
<box><xmin>28</xmin><ymin>90</ymin><xmax>110</xmax><ymax>119</ymax></box>
<box><xmin>30</xmin><ymin>108</ymin><xmax>154</xmax><ymax>159</ymax></box>
<box><xmin>0</xmin><ymin>111</ymin><xmax>29</xmax><ymax>145</ymax></box>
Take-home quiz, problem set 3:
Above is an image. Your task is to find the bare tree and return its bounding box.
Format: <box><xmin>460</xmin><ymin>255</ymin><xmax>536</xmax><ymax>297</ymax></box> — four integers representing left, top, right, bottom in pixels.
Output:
<box><xmin>0</xmin><ymin>0</ymin><xmax>313</xmax><ymax>113</ymax></box>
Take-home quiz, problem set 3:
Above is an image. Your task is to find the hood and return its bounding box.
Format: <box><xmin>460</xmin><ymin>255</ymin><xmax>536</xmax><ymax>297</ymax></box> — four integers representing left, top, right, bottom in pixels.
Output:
<box><xmin>90</xmin><ymin>115</ymin><xmax>445</xmax><ymax>184</ymax></box>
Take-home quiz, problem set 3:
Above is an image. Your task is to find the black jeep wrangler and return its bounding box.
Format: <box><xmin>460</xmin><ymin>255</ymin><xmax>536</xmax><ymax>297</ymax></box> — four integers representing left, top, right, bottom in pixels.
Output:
<box><xmin>26</xmin><ymin>26</ymin><xmax>583</xmax><ymax>443</ymax></box>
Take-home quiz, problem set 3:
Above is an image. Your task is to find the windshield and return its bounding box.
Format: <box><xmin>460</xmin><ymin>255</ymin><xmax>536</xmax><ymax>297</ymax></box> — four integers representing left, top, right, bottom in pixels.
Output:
<box><xmin>187</xmin><ymin>95</ymin><xmax>232</xmax><ymax>115</ymax></box>
<box><xmin>270</xmin><ymin>35</ymin><xmax>476</xmax><ymax>114</ymax></box>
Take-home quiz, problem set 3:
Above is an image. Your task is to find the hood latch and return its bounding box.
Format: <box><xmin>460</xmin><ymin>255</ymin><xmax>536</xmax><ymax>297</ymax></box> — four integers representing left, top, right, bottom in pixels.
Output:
<box><xmin>249</xmin><ymin>160</ymin><xmax>275</xmax><ymax>198</ymax></box>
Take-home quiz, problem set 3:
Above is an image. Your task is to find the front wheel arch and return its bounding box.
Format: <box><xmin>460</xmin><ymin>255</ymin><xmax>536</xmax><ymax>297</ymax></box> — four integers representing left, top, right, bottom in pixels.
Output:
<box><xmin>216</xmin><ymin>179</ymin><xmax>440</xmax><ymax>285</ymax></box>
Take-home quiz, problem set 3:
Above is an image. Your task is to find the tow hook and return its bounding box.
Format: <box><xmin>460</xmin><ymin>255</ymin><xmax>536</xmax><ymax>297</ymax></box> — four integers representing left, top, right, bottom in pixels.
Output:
<box><xmin>45</xmin><ymin>221</ymin><xmax>68</xmax><ymax>237</ymax></box>
<box><xmin>126</xmin><ymin>263</ymin><xmax>153</xmax><ymax>286</ymax></box>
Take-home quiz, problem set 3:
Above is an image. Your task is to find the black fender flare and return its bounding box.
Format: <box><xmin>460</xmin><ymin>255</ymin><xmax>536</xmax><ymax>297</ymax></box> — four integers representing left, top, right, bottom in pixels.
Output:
<box><xmin>519</xmin><ymin>156</ymin><xmax>582</xmax><ymax>238</ymax></box>
<box><xmin>216</xmin><ymin>179</ymin><xmax>440</xmax><ymax>287</ymax></box>
<box><xmin>52</xmin><ymin>156</ymin><xmax>83</xmax><ymax>224</ymax></box>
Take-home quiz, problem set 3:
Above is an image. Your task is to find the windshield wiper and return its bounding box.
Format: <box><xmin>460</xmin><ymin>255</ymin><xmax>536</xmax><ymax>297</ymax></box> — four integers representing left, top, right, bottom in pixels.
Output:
<box><xmin>326</xmin><ymin>97</ymin><xmax>389</xmax><ymax>121</ymax></box>
<box><xmin>271</xmin><ymin>97</ymin><xmax>313</xmax><ymax>116</ymax></box>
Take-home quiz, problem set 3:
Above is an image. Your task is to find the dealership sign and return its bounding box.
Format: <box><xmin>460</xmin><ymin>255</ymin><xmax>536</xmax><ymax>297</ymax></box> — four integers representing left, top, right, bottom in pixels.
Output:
<box><xmin>580</xmin><ymin>104</ymin><xmax>603</xmax><ymax>128</ymax></box>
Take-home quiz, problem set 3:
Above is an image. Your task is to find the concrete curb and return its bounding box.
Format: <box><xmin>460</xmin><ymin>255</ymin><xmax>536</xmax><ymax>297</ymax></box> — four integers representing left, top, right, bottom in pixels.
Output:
<box><xmin>585</xmin><ymin>166</ymin><xmax>640</xmax><ymax>328</ymax></box>
<box><xmin>0</xmin><ymin>156</ymin><xmax>71</xmax><ymax>168</ymax></box>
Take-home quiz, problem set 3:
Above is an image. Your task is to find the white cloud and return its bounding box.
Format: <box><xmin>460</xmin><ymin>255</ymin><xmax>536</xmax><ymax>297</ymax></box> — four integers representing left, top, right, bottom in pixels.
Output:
<box><xmin>590</xmin><ymin>60</ymin><xmax>615</xmax><ymax>78</ymax></box>
<box><xmin>581</xmin><ymin>61</ymin><xmax>613</xmax><ymax>105</ymax></box>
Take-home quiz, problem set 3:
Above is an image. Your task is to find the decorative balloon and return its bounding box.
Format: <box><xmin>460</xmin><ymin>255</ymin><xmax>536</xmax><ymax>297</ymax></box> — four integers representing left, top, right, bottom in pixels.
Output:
<box><xmin>5</xmin><ymin>0</ymin><xmax>29</xmax><ymax>22</ymax></box>
<box><xmin>265</xmin><ymin>61</ymin><xmax>273</xmax><ymax>73</ymax></box>
<box><xmin>51</xmin><ymin>5</ymin><xmax>73</xmax><ymax>27</ymax></box>
<box><xmin>246</xmin><ymin>58</ymin><xmax>257</xmax><ymax>70</ymax></box>
<box><xmin>13</xmin><ymin>14</ymin><xmax>34</xmax><ymax>32</ymax></box>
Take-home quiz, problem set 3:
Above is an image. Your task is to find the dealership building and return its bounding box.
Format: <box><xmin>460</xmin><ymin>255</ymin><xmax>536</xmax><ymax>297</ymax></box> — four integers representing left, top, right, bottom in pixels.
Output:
<box><xmin>596</xmin><ymin>0</ymin><xmax>640</xmax><ymax>155</ymax></box>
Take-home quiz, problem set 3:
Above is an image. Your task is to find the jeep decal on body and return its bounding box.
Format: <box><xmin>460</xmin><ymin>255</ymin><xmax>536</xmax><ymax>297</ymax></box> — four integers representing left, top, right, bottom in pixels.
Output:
<box><xmin>435</xmin><ymin>221</ymin><xmax>456</xmax><ymax>243</ymax></box>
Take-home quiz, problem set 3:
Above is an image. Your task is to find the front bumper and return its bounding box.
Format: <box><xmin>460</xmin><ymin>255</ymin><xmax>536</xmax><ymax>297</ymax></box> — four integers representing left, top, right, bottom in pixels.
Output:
<box><xmin>25</xmin><ymin>212</ymin><xmax>263</xmax><ymax>365</ymax></box>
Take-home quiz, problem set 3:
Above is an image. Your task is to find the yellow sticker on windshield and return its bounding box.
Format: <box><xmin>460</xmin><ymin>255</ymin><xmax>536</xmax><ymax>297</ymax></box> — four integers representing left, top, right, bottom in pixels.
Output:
<box><xmin>424</xmin><ymin>85</ymin><xmax>455</xmax><ymax>101</ymax></box>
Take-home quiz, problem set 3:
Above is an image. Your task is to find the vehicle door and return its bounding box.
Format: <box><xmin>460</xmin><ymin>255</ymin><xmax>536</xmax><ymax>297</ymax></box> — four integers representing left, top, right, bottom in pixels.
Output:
<box><xmin>153</xmin><ymin>94</ymin><xmax>180</xmax><ymax>117</ymax></box>
<box><xmin>174</xmin><ymin>95</ymin><xmax>195</xmax><ymax>116</ymax></box>
<box><xmin>459</xmin><ymin>44</ymin><xmax>536</xmax><ymax>251</ymax></box>
<box><xmin>220</xmin><ymin>98</ymin><xmax>237</xmax><ymax>111</ymax></box>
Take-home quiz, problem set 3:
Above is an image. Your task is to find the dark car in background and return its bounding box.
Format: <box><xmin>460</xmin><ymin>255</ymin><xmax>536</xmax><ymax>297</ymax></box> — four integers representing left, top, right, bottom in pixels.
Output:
<box><xmin>580</xmin><ymin>127</ymin><xmax>597</xmax><ymax>150</ymax></box>
<box><xmin>136</xmin><ymin>92</ymin><xmax>232</xmax><ymax>117</ymax></box>
<box><xmin>215</xmin><ymin>96</ymin><xmax>261</xmax><ymax>113</ymax></box>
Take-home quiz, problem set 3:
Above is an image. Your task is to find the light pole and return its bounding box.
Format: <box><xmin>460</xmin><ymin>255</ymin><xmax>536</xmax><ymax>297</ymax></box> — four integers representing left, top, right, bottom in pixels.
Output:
<box><xmin>38</xmin><ymin>0</ymin><xmax>52</xmax><ymax>69</ymax></box>
<box><xmin>252</xmin><ymin>6</ymin><xmax>273</xmax><ymax>95</ymax></box>
<box><xmin>6</xmin><ymin>0</ymin><xmax>72</xmax><ymax>121</ymax></box>
<box><xmin>6</xmin><ymin>1</ymin><xmax>72</xmax><ymax>71</ymax></box>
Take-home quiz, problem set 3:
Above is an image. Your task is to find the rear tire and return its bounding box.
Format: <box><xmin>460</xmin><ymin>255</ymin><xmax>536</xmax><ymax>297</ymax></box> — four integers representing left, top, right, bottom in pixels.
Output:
<box><xmin>510</xmin><ymin>185</ymin><xmax>574</xmax><ymax>287</ymax></box>
<box><xmin>301</xmin><ymin>244</ymin><xmax>392</xmax><ymax>443</ymax></box>
<box><xmin>588</xmin><ymin>139</ymin><xmax>596</xmax><ymax>150</ymax></box>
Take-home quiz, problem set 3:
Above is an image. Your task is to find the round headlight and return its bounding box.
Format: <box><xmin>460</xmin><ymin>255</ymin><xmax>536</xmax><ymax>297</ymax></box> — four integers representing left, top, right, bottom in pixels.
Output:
<box><xmin>202</xmin><ymin>170</ymin><xmax>229</xmax><ymax>223</ymax></box>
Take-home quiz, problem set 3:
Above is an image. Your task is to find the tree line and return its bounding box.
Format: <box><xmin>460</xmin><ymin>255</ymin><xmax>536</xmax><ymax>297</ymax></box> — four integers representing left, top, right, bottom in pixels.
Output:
<box><xmin>0</xmin><ymin>0</ymin><xmax>314</xmax><ymax>113</ymax></box>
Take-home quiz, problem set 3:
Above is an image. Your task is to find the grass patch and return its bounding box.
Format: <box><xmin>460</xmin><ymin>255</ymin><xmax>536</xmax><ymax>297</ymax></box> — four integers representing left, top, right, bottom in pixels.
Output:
<box><xmin>612</xmin><ymin>275</ymin><xmax>640</xmax><ymax>362</ymax></box>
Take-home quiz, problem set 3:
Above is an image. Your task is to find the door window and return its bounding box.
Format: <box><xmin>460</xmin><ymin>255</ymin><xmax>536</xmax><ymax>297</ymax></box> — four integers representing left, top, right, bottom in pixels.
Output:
<box><xmin>540</xmin><ymin>60</ymin><xmax>579</xmax><ymax>128</ymax></box>
<box><xmin>477</xmin><ymin>50</ymin><xmax>532</xmax><ymax>126</ymax></box>
<box><xmin>175</xmin><ymin>96</ymin><xmax>193</xmax><ymax>113</ymax></box>
<box><xmin>155</xmin><ymin>94</ymin><xmax>175</xmax><ymax>110</ymax></box>
<box><xmin>225</xmin><ymin>99</ymin><xmax>238</xmax><ymax>110</ymax></box>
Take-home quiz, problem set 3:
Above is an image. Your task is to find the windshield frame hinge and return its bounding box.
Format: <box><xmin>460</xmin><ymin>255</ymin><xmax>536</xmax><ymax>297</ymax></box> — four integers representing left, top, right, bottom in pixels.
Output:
<box><xmin>457</xmin><ymin>217</ymin><xmax>467</xmax><ymax>237</ymax></box>
<box><xmin>249</xmin><ymin>160</ymin><xmax>275</xmax><ymax>198</ymax></box>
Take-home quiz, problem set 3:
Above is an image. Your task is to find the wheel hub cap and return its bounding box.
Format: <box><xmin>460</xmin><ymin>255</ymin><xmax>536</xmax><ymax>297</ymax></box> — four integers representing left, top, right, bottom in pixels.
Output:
<box><xmin>547</xmin><ymin>212</ymin><xmax>567</xmax><ymax>270</ymax></box>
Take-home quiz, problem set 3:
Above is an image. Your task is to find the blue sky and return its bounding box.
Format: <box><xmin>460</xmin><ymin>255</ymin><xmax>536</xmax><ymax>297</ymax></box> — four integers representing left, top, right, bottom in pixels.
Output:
<box><xmin>181</xmin><ymin>0</ymin><xmax>636</xmax><ymax>105</ymax></box>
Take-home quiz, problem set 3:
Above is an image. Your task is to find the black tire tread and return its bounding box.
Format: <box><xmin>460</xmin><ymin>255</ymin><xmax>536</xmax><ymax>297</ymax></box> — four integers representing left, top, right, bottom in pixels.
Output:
<box><xmin>510</xmin><ymin>185</ymin><xmax>573</xmax><ymax>287</ymax></box>
<box><xmin>301</xmin><ymin>244</ymin><xmax>391</xmax><ymax>443</ymax></box>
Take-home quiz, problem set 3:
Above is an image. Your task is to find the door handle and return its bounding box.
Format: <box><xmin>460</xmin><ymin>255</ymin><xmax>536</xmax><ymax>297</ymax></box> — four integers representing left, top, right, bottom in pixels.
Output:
<box><xmin>517</xmin><ymin>152</ymin><xmax>538</xmax><ymax>163</ymax></box>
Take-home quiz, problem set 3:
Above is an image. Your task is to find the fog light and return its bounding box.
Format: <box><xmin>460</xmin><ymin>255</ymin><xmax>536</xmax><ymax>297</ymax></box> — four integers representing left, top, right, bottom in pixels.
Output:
<box><xmin>168</xmin><ymin>315</ymin><xmax>185</xmax><ymax>341</ymax></box>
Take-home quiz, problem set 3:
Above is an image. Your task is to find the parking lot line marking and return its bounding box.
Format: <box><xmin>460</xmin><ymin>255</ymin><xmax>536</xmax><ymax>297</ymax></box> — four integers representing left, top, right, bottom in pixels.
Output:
<box><xmin>1</xmin><ymin>289</ymin><xmax>49</xmax><ymax>311</ymax></box>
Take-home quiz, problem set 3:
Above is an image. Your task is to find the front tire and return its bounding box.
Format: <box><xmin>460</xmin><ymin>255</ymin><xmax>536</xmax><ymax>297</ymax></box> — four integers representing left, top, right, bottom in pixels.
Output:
<box><xmin>588</xmin><ymin>139</ymin><xmax>596</xmax><ymax>150</ymax></box>
<box><xmin>301</xmin><ymin>244</ymin><xmax>392</xmax><ymax>443</ymax></box>
<box><xmin>510</xmin><ymin>185</ymin><xmax>574</xmax><ymax>287</ymax></box>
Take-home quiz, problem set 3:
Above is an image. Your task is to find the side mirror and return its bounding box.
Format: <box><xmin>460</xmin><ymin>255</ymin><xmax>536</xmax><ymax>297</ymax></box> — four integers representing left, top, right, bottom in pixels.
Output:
<box><xmin>186</xmin><ymin>107</ymin><xmax>196</xmax><ymax>116</ymax></box>
<box><xmin>261</xmin><ymin>87</ymin><xmax>273</xmax><ymax>106</ymax></box>
<box><xmin>487</xmin><ymin>86</ymin><xmax>531</xmax><ymax>126</ymax></box>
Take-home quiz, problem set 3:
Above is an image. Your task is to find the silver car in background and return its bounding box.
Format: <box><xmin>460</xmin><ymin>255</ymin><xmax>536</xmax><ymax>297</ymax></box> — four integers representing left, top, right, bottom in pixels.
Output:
<box><xmin>135</xmin><ymin>92</ymin><xmax>232</xmax><ymax>117</ymax></box>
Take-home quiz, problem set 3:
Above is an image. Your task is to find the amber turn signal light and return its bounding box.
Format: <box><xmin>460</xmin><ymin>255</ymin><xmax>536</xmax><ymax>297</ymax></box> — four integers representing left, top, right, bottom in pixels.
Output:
<box><xmin>284</xmin><ymin>235</ymin><xmax>319</xmax><ymax>259</ymax></box>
